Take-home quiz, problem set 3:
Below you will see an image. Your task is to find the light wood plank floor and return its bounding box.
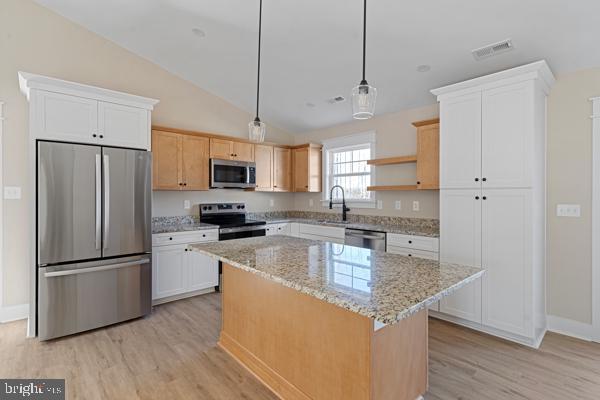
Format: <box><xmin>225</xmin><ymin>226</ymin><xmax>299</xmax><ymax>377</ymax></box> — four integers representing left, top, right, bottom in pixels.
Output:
<box><xmin>1</xmin><ymin>293</ymin><xmax>598</xmax><ymax>399</ymax></box>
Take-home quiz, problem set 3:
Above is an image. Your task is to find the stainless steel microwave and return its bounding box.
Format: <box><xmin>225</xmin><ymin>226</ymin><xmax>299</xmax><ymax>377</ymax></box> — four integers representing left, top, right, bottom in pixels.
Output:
<box><xmin>210</xmin><ymin>159</ymin><xmax>257</xmax><ymax>189</ymax></box>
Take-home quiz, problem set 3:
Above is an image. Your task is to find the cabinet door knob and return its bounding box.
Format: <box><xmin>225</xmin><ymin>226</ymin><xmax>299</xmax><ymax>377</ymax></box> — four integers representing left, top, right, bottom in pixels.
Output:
<box><xmin>183</xmin><ymin>183</ymin><xmax>187</xmax><ymax>186</ymax></box>
<box><xmin>417</xmin><ymin>181</ymin><xmax>421</xmax><ymax>185</ymax></box>
<box><xmin>408</xmin><ymin>254</ymin><xmax>412</xmax><ymax>257</ymax></box>
<box><xmin>202</xmin><ymin>234</ymin><xmax>206</xmax><ymax>237</ymax></box>
<box><xmin>482</xmin><ymin>196</ymin><xmax>487</xmax><ymax>200</ymax></box>
<box><xmin>92</xmin><ymin>133</ymin><xmax>97</xmax><ymax>138</ymax></box>
<box><xmin>184</xmin><ymin>248</ymin><xmax>188</xmax><ymax>252</ymax></box>
<box><xmin>99</xmin><ymin>135</ymin><xmax>104</xmax><ymax>139</ymax></box>
<box><xmin>408</xmin><ymin>240</ymin><xmax>412</xmax><ymax>244</ymax></box>
<box><xmin>475</xmin><ymin>178</ymin><xmax>479</xmax><ymax>182</ymax></box>
<box><xmin>475</xmin><ymin>196</ymin><xmax>480</xmax><ymax>200</ymax></box>
<box><xmin>169</xmin><ymin>237</ymin><xmax>173</xmax><ymax>240</ymax></box>
<box><xmin>482</xmin><ymin>178</ymin><xmax>487</xmax><ymax>182</ymax></box>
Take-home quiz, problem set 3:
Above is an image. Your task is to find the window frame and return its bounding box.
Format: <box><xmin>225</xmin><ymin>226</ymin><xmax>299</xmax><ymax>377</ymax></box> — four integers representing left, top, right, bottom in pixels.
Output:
<box><xmin>321</xmin><ymin>131</ymin><xmax>376</xmax><ymax>209</ymax></box>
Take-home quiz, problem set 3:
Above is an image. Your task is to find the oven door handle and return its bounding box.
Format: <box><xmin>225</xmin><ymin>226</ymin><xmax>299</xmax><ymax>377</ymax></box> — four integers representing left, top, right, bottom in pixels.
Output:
<box><xmin>220</xmin><ymin>225</ymin><xmax>266</xmax><ymax>234</ymax></box>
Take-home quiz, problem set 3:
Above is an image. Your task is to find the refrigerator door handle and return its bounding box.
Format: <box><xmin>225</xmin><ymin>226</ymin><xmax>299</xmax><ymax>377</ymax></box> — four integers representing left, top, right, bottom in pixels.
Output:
<box><xmin>103</xmin><ymin>153</ymin><xmax>110</xmax><ymax>250</ymax></box>
<box><xmin>43</xmin><ymin>259</ymin><xmax>150</xmax><ymax>278</ymax></box>
<box><xmin>95</xmin><ymin>154</ymin><xmax>102</xmax><ymax>250</ymax></box>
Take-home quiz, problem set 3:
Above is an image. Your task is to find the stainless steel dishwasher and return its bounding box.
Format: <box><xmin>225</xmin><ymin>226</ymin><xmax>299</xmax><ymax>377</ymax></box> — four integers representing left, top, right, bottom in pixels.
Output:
<box><xmin>344</xmin><ymin>229</ymin><xmax>386</xmax><ymax>251</ymax></box>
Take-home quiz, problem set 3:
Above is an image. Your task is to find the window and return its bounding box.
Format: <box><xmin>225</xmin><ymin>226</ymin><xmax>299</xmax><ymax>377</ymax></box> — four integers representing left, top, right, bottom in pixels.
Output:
<box><xmin>322</xmin><ymin>132</ymin><xmax>376</xmax><ymax>207</ymax></box>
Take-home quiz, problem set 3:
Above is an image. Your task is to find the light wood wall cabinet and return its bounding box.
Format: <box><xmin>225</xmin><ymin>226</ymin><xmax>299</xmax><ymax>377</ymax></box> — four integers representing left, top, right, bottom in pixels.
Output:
<box><xmin>152</xmin><ymin>130</ymin><xmax>209</xmax><ymax>190</ymax></box>
<box><xmin>293</xmin><ymin>145</ymin><xmax>321</xmax><ymax>192</ymax></box>
<box><xmin>414</xmin><ymin>119</ymin><xmax>440</xmax><ymax>189</ymax></box>
<box><xmin>254</xmin><ymin>144</ymin><xmax>274</xmax><ymax>191</ymax></box>
<box><xmin>209</xmin><ymin>138</ymin><xmax>254</xmax><ymax>162</ymax></box>
<box><xmin>273</xmin><ymin>147</ymin><xmax>292</xmax><ymax>191</ymax></box>
<box><xmin>431</xmin><ymin>61</ymin><xmax>554</xmax><ymax>347</ymax></box>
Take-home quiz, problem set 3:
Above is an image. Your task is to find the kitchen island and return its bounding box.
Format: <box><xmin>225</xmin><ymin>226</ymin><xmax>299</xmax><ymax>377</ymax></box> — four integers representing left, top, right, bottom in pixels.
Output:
<box><xmin>191</xmin><ymin>236</ymin><xmax>483</xmax><ymax>400</ymax></box>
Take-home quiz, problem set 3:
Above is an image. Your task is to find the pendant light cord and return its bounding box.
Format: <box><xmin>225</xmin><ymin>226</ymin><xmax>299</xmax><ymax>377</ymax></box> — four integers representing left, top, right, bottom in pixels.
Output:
<box><xmin>255</xmin><ymin>0</ymin><xmax>263</xmax><ymax>120</ymax></box>
<box><xmin>362</xmin><ymin>0</ymin><xmax>367</xmax><ymax>82</ymax></box>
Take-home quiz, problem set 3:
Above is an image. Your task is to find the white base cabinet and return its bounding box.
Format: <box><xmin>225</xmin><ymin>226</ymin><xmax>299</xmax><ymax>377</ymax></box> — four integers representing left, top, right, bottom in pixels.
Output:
<box><xmin>266</xmin><ymin>223</ymin><xmax>290</xmax><ymax>236</ymax></box>
<box><xmin>152</xmin><ymin>230</ymin><xmax>219</xmax><ymax>303</ymax></box>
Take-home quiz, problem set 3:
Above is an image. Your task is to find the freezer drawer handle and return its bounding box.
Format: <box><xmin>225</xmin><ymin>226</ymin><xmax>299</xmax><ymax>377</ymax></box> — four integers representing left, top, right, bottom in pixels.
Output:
<box><xmin>44</xmin><ymin>259</ymin><xmax>150</xmax><ymax>278</ymax></box>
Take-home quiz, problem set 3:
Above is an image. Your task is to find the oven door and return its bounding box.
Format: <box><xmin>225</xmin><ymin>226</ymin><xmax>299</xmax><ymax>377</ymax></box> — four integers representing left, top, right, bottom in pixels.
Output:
<box><xmin>211</xmin><ymin>159</ymin><xmax>256</xmax><ymax>188</ymax></box>
<box><xmin>219</xmin><ymin>225</ymin><xmax>266</xmax><ymax>241</ymax></box>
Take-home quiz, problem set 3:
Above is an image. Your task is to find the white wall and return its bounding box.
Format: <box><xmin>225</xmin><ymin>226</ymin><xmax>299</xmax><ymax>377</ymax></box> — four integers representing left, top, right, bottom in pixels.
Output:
<box><xmin>0</xmin><ymin>0</ymin><xmax>294</xmax><ymax>307</ymax></box>
<box><xmin>293</xmin><ymin>104</ymin><xmax>440</xmax><ymax>219</ymax></box>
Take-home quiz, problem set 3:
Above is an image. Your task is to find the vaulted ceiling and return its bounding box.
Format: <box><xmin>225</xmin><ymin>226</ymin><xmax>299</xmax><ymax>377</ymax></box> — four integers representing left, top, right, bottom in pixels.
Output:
<box><xmin>35</xmin><ymin>0</ymin><xmax>600</xmax><ymax>133</ymax></box>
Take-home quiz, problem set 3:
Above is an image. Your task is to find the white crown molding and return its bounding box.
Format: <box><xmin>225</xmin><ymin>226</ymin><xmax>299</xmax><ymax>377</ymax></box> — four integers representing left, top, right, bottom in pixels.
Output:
<box><xmin>18</xmin><ymin>71</ymin><xmax>159</xmax><ymax>110</ymax></box>
<box><xmin>431</xmin><ymin>60</ymin><xmax>555</xmax><ymax>98</ymax></box>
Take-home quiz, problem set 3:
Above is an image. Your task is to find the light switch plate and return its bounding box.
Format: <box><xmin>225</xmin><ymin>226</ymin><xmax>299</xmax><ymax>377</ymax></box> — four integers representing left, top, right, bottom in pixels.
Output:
<box><xmin>4</xmin><ymin>186</ymin><xmax>21</xmax><ymax>200</ymax></box>
<box><xmin>269</xmin><ymin>199</ymin><xmax>274</xmax><ymax>207</ymax></box>
<box><xmin>412</xmin><ymin>201</ymin><xmax>420</xmax><ymax>212</ymax></box>
<box><xmin>309</xmin><ymin>199</ymin><xmax>314</xmax><ymax>207</ymax></box>
<box><xmin>377</xmin><ymin>200</ymin><xmax>383</xmax><ymax>209</ymax></box>
<box><xmin>395</xmin><ymin>200</ymin><xmax>402</xmax><ymax>210</ymax></box>
<box><xmin>183</xmin><ymin>200</ymin><xmax>191</xmax><ymax>210</ymax></box>
<box><xmin>556</xmin><ymin>204</ymin><xmax>581</xmax><ymax>217</ymax></box>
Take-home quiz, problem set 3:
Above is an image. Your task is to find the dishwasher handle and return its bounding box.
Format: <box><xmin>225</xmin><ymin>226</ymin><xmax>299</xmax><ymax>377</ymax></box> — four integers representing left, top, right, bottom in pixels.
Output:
<box><xmin>345</xmin><ymin>232</ymin><xmax>386</xmax><ymax>240</ymax></box>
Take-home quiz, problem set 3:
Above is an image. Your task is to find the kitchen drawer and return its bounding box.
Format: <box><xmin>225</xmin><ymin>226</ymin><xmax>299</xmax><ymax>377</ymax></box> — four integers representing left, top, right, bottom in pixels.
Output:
<box><xmin>387</xmin><ymin>245</ymin><xmax>439</xmax><ymax>261</ymax></box>
<box><xmin>298</xmin><ymin>233</ymin><xmax>345</xmax><ymax>244</ymax></box>
<box><xmin>152</xmin><ymin>230</ymin><xmax>219</xmax><ymax>246</ymax></box>
<box><xmin>266</xmin><ymin>223</ymin><xmax>290</xmax><ymax>236</ymax></box>
<box><xmin>298</xmin><ymin>223</ymin><xmax>345</xmax><ymax>239</ymax></box>
<box><xmin>386</xmin><ymin>233</ymin><xmax>439</xmax><ymax>252</ymax></box>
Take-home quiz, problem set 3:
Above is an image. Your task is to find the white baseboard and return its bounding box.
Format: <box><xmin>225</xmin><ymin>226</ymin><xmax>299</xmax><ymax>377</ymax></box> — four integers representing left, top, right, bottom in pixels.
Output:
<box><xmin>0</xmin><ymin>303</ymin><xmax>29</xmax><ymax>323</ymax></box>
<box><xmin>547</xmin><ymin>315</ymin><xmax>593</xmax><ymax>341</ymax></box>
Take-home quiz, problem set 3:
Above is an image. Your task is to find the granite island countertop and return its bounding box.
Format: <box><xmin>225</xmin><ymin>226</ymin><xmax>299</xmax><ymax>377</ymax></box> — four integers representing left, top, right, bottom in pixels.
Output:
<box><xmin>190</xmin><ymin>235</ymin><xmax>482</xmax><ymax>325</ymax></box>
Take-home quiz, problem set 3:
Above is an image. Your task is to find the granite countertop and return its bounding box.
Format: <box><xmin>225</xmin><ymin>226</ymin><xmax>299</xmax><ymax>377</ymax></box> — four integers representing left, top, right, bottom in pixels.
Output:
<box><xmin>258</xmin><ymin>218</ymin><xmax>439</xmax><ymax>238</ymax></box>
<box><xmin>190</xmin><ymin>236</ymin><xmax>483</xmax><ymax>325</ymax></box>
<box><xmin>152</xmin><ymin>222</ymin><xmax>218</xmax><ymax>234</ymax></box>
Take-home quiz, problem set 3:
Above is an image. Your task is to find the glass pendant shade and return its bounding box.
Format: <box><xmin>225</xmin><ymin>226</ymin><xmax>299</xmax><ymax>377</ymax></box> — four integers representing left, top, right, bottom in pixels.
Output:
<box><xmin>248</xmin><ymin>118</ymin><xmax>266</xmax><ymax>143</ymax></box>
<box><xmin>352</xmin><ymin>81</ymin><xmax>377</xmax><ymax>119</ymax></box>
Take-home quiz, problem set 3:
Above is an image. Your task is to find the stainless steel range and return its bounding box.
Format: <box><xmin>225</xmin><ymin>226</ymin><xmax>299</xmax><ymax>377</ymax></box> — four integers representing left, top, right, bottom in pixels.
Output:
<box><xmin>199</xmin><ymin>203</ymin><xmax>266</xmax><ymax>240</ymax></box>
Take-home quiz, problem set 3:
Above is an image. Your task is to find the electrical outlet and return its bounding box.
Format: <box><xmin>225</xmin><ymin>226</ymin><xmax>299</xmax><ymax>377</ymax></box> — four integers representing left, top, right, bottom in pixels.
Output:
<box><xmin>556</xmin><ymin>204</ymin><xmax>580</xmax><ymax>217</ymax></box>
<box><xmin>412</xmin><ymin>201</ymin><xmax>420</xmax><ymax>212</ymax></box>
<box><xmin>183</xmin><ymin>200</ymin><xmax>191</xmax><ymax>210</ymax></box>
<box><xmin>377</xmin><ymin>200</ymin><xmax>383</xmax><ymax>209</ymax></box>
<box><xmin>395</xmin><ymin>200</ymin><xmax>402</xmax><ymax>210</ymax></box>
<box><xmin>269</xmin><ymin>199</ymin><xmax>275</xmax><ymax>207</ymax></box>
<box><xmin>309</xmin><ymin>199</ymin><xmax>314</xmax><ymax>207</ymax></box>
<box><xmin>4</xmin><ymin>186</ymin><xmax>21</xmax><ymax>200</ymax></box>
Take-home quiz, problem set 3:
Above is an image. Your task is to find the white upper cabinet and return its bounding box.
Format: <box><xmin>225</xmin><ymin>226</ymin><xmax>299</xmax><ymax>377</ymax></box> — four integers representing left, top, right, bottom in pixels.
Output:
<box><xmin>439</xmin><ymin>92</ymin><xmax>482</xmax><ymax>189</ymax></box>
<box><xmin>19</xmin><ymin>72</ymin><xmax>158</xmax><ymax>150</ymax></box>
<box><xmin>482</xmin><ymin>82</ymin><xmax>533</xmax><ymax>188</ymax></box>
<box><xmin>98</xmin><ymin>101</ymin><xmax>150</xmax><ymax>149</ymax></box>
<box><xmin>37</xmin><ymin>91</ymin><xmax>98</xmax><ymax>143</ymax></box>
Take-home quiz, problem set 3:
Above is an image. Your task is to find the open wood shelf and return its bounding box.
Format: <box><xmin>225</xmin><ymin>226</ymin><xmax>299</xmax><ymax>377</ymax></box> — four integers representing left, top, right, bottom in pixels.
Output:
<box><xmin>367</xmin><ymin>185</ymin><xmax>419</xmax><ymax>191</ymax></box>
<box><xmin>367</xmin><ymin>155</ymin><xmax>417</xmax><ymax>166</ymax></box>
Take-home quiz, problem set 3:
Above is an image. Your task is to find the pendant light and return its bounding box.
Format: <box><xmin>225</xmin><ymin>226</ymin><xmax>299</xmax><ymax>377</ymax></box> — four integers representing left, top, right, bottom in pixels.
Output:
<box><xmin>352</xmin><ymin>0</ymin><xmax>377</xmax><ymax>119</ymax></box>
<box><xmin>249</xmin><ymin>0</ymin><xmax>266</xmax><ymax>142</ymax></box>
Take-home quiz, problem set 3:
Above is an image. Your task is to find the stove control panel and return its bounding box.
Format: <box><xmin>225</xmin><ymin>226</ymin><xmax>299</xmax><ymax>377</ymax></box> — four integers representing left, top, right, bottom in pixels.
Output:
<box><xmin>199</xmin><ymin>202</ymin><xmax>246</xmax><ymax>215</ymax></box>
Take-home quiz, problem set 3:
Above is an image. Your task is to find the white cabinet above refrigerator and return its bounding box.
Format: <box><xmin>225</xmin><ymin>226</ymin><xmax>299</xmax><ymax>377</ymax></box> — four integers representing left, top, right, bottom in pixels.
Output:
<box><xmin>19</xmin><ymin>71</ymin><xmax>158</xmax><ymax>150</ymax></box>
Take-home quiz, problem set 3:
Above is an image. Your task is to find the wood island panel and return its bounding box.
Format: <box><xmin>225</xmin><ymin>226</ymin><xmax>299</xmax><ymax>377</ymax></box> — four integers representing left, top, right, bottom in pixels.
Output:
<box><xmin>219</xmin><ymin>263</ymin><xmax>428</xmax><ymax>400</ymax></box>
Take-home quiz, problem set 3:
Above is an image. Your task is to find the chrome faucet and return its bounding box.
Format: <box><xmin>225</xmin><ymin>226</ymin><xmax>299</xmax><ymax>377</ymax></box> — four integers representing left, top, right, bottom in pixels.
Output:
<box><xmin>329</xmin><ymin>185</ymin><xmax>350</xmax><ymax>222</ymax></box>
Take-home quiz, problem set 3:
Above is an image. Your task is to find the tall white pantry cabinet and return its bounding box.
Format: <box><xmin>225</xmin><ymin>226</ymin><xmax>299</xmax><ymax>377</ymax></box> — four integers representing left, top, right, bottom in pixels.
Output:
<box><xmin>430</xmin><ymin>61</ymin><xmax>555</xmax><ymax>348</ymax></box>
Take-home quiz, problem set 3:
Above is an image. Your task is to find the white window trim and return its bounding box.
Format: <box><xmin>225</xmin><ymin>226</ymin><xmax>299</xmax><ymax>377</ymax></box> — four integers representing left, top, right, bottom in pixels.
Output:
<box><xmin>321</xmin><ymin>131</ymin><xmax>376</xmax><ymax>209</ymax></box>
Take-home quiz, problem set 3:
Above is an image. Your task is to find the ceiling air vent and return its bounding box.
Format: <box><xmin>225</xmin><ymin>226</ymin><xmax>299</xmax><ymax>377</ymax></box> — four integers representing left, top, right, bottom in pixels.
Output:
<box><xmin>472</xmin><ymin>39</ymin><xmax>514</xmax><ymax>61</ymax></box>
<box><xmin>327</xmin><ymin>95</ymin><xmax>346</xmax><ymax>104</ymax></box>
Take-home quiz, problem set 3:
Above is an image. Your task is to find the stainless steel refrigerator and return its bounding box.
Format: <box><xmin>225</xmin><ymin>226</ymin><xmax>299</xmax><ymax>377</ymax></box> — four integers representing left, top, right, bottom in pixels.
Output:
<box><xmin>37</xmin><ymin>141</ymin><xmax>152</xmax><ymax>340</ymax></box>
